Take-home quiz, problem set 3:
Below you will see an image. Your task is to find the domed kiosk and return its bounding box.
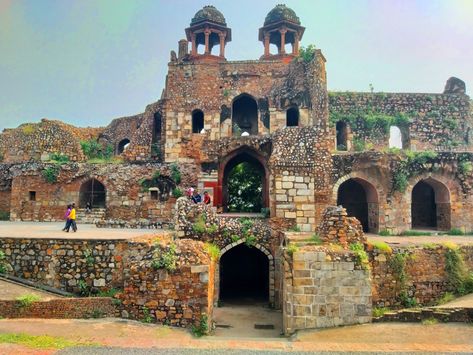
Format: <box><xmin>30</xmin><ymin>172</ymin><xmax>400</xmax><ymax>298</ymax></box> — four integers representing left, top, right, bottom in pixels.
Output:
<box><xmin>259</xmin><ymin>4</ymin><xmax>305</xmax><ymax>58</ymax></box>
<box><xmin>185</xmin><ymin>5</ymin><xmax>232</xmax><ymax>61</ymax></box>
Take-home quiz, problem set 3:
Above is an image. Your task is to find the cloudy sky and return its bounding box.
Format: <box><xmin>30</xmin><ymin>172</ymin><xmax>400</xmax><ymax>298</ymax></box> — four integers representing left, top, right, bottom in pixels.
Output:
<box><xmin>0</xmin><ymin>0</ymin><xmax>472</xmax><ymax>130</ymax></box>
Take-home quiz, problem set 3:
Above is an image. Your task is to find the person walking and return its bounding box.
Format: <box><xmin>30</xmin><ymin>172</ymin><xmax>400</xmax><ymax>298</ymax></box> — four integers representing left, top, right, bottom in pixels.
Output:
<box><xmin>62</xmin><ymin>204</ymin><xmax>72</xmax><ymax>231</ymax></box>
<box><xmin>66</xmin><ymin>203</ymin><xmax>77</xmax><ymax>232</ymax></box>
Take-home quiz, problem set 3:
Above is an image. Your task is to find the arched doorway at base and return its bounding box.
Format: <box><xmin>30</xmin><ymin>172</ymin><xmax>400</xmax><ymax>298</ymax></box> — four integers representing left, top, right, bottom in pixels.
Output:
<box><xmin>219</xmin><ymin>243</ymin><xmax>270</xmax><ymax>304</ymax></box>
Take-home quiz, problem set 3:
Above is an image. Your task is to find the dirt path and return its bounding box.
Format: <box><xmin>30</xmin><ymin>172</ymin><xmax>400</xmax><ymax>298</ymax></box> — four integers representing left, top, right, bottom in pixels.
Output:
<box><xmin>0</xmin><ymin>318</ymin><xmax>472</xmax><ymax>354</ymax></box>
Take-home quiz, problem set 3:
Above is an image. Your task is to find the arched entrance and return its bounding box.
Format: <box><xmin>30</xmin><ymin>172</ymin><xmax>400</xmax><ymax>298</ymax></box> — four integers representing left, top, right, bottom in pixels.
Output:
<box><xmin>220</xmin><ymin>149</ymin><xmax>268</xmax><ymax>213</ymax></box>
<box><xmin>79</xmin><ymin>179</ymin><xmax>106</xmax><ymax>208</ymax></box>
<box><xmin>411</xmin><ymin>178</ymin><xmax>450</xmax><ymax>230</ymax></box>
<box><xmin>337</xmin><ymin>178</ymin><xmax>379</xmax><ymax>233</ymax></box>
<box><xmin>117</xmin><ymin>138</ymin><xmax>130</xmax><ymax>154</ymax></box>
<box><xmin>232</xmin><ymin>94</ymin><xmax>258</xmax><ymax>136</ymax></box>
<box><xmin>219</xmin><ymin>243</ymin><xmax>269</xmax><ymax>303</ymax></box>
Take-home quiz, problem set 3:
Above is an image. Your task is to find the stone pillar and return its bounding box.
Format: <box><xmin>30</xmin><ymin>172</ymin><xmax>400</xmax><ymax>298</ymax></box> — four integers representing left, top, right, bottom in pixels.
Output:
<box><xmin>204</xmin><ymin>29</ymin><xmax>210</xmax><ymax>55</ymax></box>
<box><xmin>264</xmin><ymin>33</ymin><xmax>270</xmax><ymax>57</ymax></box>
<box><xmin>178</xmin><ymin>39</ymin><xmax>188</xmax><ymax>59</ymax></box>
<box><xmin>219</xmin><ymin>32</ymin><xmax>226</xmax><ymax>58</ymax></box>
<box><xmin>292</xmin><ymin>32</ymin><xmax>299</xmax><ymax>55</ymax></box>
<box><xmin>191</xmin><ymin>33</ymin><xmax>197</xmax><ymax>56</ymax></box>
<box><xmin>279</xmin><ymin>28</ymin><xmax>287</xmax><ymax>55</ymax></box>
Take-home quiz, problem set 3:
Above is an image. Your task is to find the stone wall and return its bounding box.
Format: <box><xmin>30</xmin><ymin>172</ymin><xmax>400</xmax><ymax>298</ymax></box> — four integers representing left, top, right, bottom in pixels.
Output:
<box><xmin>118</xmin><ymin>238</ymin><xmax>214</xmax><ymax>328</ymax></box>
<box><xmin>0</xmin><ymin>297</ymin><xmax>117</xmax><ymax>319</ymax></box>
<box><xmin>329</xmin><ymin>92</ymin><xmax>472</xmax><ymax>152</ymax></box>
<box><xmin>0</xmin><ymin>119</ymin><xmax>103</xmax><ymax>163</ymax></box>
<box><xmin>0</xmin><ymin>238</ymin><xmax>125</xmax><ymax>294</ymax></box>
<box><xmin>370</xmin><ymin>244</ymin><xmax>473</xmax><ymax>307</ymax></box>
<box><xmin>282</xmin><ymin>247</ymin><xmax>372</xmax><ymax>334</ymax></box>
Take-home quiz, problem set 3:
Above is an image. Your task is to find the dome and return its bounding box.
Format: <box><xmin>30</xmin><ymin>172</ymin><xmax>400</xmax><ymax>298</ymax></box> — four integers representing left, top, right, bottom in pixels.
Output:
<box><xmin>190</xmin><ymin>5</ymin><xmax>227</xmax><ymax>26</ymax></box>
<box><xmin>264</xmin><ymin>4</ymin><xmax>300</xmax><ymax>26</ymax></box>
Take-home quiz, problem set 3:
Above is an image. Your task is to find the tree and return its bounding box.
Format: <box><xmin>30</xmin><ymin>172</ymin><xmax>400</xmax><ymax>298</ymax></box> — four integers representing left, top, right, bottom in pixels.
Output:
<box><xmin>227</xmin><ymin>162</ymin><xmax>263</xmax><ymax>212</ymax></box>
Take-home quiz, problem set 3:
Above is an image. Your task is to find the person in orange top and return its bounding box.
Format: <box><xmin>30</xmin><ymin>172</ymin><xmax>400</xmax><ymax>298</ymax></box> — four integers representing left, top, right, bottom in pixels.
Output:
<box><xmin>65</xmin><ymin>203</ymin><xmax>77</xmax><ymax>232</ymax></box>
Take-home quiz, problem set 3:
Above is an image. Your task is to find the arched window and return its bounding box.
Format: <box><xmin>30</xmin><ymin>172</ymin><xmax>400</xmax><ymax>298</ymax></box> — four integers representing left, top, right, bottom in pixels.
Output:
<box><xmin>192</xmin><ymin>110</ymin><xmax>204</xmax><ymax>133</ymax></box>
<box><xmin>79</xmin><ymin>179</ymin><xmax>106</xmax><ymax>208</ymax></box>
<box><xmin>389</xmin><ymin>126</ymin><xmax>403</xmax><ymax>149</ymax></box>
<box><xmin>232</xmin><ymin>94</ymin><xmax>258</xmax><ymax>136</ymax></box>
<box><xmin>117</xmin><ymin>139</ymin><xmax>130</xmax><ymax>154</ymax></box>
<box><xmin>336</xmin><ymin>121</ymin><xmax>348</xmax><ymax>151</ymax></box>
<box><xmin>286</xmin><ymin>107</ymin><xmax>299</xmax><ymax>127</ymax></box>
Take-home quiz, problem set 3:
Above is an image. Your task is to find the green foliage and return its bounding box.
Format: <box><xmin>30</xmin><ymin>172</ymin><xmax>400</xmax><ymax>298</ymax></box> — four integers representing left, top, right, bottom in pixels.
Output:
<box><xmin>436</xmin><ymin>292</ymin><xmax>455</xmax><ymax>305</ymax></box>
<box><xmin>170</xmin><ymin>163</ymin><xmax>181</xmax><ymax>184</ymax></box>
<box><xmin>0</xmin><ymin>211</ymin><xmax>9</xmax><ymax>221</ymax></box>
<box><xmin>444</xmin><ymin>244</ymin><xmax>473</xmax><ymax>295</ymax></box>
<box><xmin>222</xmin><ymin>88</ymin><xmax>230</xmax><ymax>97</ymax></box>
<box><xmin>49</xmin><ymin>153</ymin><xmax>70</xmax><ymax>163</ymax></box>
<box><xmin>379</xmin><ymin>229</ymin><xmax>391</xmax><ymax>236</ymax></box>
<box><xmin>192</xmin><ymin>214</ymin><xmax>218</xmax><ymax>235</ymax></box>
<box><xmin>369</xmin><ymin>241</ymin><xmax>392</xmax><ymax>254</ymax></box>
<box><xmin>286</xmin><ymin>244</ymin><xmax>299</xmax><ymax>256</ymax></box>
<box><xmin>288</xmin><ymin>225</ymin><xmax>301</xmax><ymax>232</ymax></box>
<box><xmin>151</xmin><ymin>243</ymin><xmax>178</xmax><ymax>272</ymax></box>
<box><xmin>421</xmin><ymin>317</ymin><xmax>438</xmax><ymax>325</ymax></box>
<box><xmin>372</xmin><ymin>307</ymin><xmax>390</xmax><ymax>317</ymax></box>
<box><xmin>392</xmin><ymin>151</ymin><xmax>438</xmax><ymax>192</ymax></box>
<box><xmin>77</xmin><ymin>280</ymin><xmax>91</xmax><ymax>296</ymax></box>
<box><xmin>191</xmin><ymin>314</ymin><xmax>209</xmax><ymax>337</ymax></box>
<box><xmin>0</xmin><ymin>250</ymin><xmax>8</xmax><ymax>273</ymax></box>
<box><xmin>447</xmin><ymin>228</ymin><xmax>465</xmax><ymax>236</ymax></box>
<box><xmin>260</xmin><ymin>207</ymin><xmax>270</xmax><ymax>218</ymax></box>
<box><xmin>80</xmin><ymin>139</ymin><xmax>113</xmax><ymax>160</ymax></box>
<box><xmin>228</xmin><ymin>162</ymin><xmax>263</xmax><ymax>212</ymax></box>
<box><xmin>172</xmin><ymin>188</ymin><xmax>183</xmax><ymax>198</ymax></box>
<box><xmin>21</xmin><ymin>124</ymin><xmax>36</xmax><ymax>135</ymax></box>
<box><xmin>230</xmin><ymin>234</ymin><xmax>240</xmax><ymax>243</ymax></box>
<box><xmin>232</xmin><ymin>123</ymin><xmax>242</xmax><ymax>137</ymax></box>
<box><xmin>458</xmin><ymin>161</ymin><xmax>473</xmax><ymax>175</ymax></box>
<box><xmin>245</xmin><ymin>234</ymin><xmax>257</xmax><ymax>247</ymax></box>
<box><xmin>389</xmin><ymin>251</ymin><xmax>417</xmax><ymax>306</ymax></box>
<box><xmin>399</xmin><ymin>291</ymin><xmax>417</xmax><ymax>308</ymax></box>
<box><xmin>83</xmin><ymin>248</ymin><xmax>95</xmax><ymax>266</ymax></box>
<box><xmin>298</xmin><ymin>44</ymin><xmax>317</xmax><ymax>63</ymax></box>
<box><xmin>151</xmin><ymin>143</ymin><xmax>161</xmax><ymax>159</ymax></box>
<box><xmin>16</xmin><ymin>294</ymin><xmax>41</xmax><ymax>308</ymax></box>
<box><xmin>400</xmin><ymin>230</ymin><xmax>432</xmax><ymax>236</ymax></box>
<box><xmin>205</xmin><ymin>243</ymin><xmax>220</xmax><ymax>261</ymax></box>
<box><xmin>42</xmin><ymin>165</ymin><xmax>60</xmax><ymax>184</ymax></box>
<box><xmin>96</xmin><ymin>288</ymin><xmax>120</xmax><ymax>298</ymax></box>
<box><xmin>0</xmin><ymin>333</ymin><xmax>96</xmax><ymax>350</ymax></box>
<box><xmin>141</xmin><ymin>306</ymin><xmax>153</xmax><ymax>323</ymax></box>
<box><xmin>311</xmin><ymin>233</ymin><xmax>323</xmax><ymax>245</ymax></box>
<box><xmin>349</xmin><ymin>242</ymin><xmax>370</xmax><ymax>270</ymax></box>
<box><xmin>422</xmin><ymin>242</ymin><xmax>439</xmax><ymax>249</ymax></box>
<box><xmin>353</xmin><ymin>137</ymin><xmax>366</xmax><ymax>152</ymax></box>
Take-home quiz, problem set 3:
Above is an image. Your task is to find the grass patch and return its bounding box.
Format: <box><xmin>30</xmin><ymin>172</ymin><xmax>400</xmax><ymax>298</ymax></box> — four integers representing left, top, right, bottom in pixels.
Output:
<box><xmin>400</xmin><ymin>230</ymin><xmax>432</xmax><ymax>236</ymax></box>
<box><xmin>422</xmin><ymin>242</ymin><xmax>439</xmax><ymax>249</ymax></box>
<box><xmin>16</xmin><ymin>294</ymin><xmax>41</xmax><ymax>308</ymax></box>
<box><xmin>286</xmin><ymin>244</ymin><xmax>299</xmax><ymax>256</ymax></box>
<box><xmin>369</xmin><ymin>241</ymin><xmax>392</xmax><ymax>254</ymax></box>
<box><xmin>446</xmin><ymin>228</ymin><xmax>465</xmax><ymax>236</ymax></box>
<box><xmin>378</xmin><ymin>229</ymin><xmax>391</xmax><ymax>236</ymax></box>
<box><xmin>372</xmin><ymin>307</ymin><xmax>390</xmax><ymax>317</ymax></box>
<box><xmin>96</xmin><ymin>288</ymin><xmax>120</xmax><ymax>298</ymax></box>
<box><xmin>311</xmin><ymin>233</ymin><xmax>323</xmax><ymax>245</ymax></box>
<box><xmin>421</xmin><ymin>317</ymin><xmax>439</xmax><ymax>325</ymax></box>
<box><xmin>0</xmin><ymin>333</ymin><xmax>95</xmax><ymax>349</ymax></box>
<box><xmin>436</xmin><ymin>292</ymin><xmax>455</xmax><ymax>305</ymax></box>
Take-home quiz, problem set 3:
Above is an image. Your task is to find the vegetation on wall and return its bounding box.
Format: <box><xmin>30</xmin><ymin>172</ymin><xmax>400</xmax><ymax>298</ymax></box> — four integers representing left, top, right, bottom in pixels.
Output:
<box><xmin>0</xmin><ymin>250</ymin><xmax>9</xmax><ymax>273</ymax></box>
<box><xmin>389</xmin><ymin>250</ymin><xmax>417</xmax><ymax>307</ymax></box>
<box><xmin>391</xmin><ymin>150</ymin><xmax>438</xmax><ymax>192</ymax></box>
<box><xmin>151</xmin><ymin>243</ymin><xmax>178</xmax><ymax>272</ymax></box>
<box><xmin>443</xmin><ymin>243</ymin><xmax>473</xmax><ymax>295</ymax></box>
<box><xmin>42</xmin><ymin>165</ymin><xmax>61</xmax><ymax>184</ymax></box>
<box><xmin>80</xmin><ymin>139</ymin><xmax>114</xmax><ymax>161</ymax></box>
<box><xmin>349</xmin><ymin>242</ymin><xmax>370</xmax><ymax>270</ymax></box>
<box><xmin>170</xmin><ymin>163</ymin><xmax>181</xmax><ymax>184</ymax></box>
<box><xmin>227</xmin><ymin>162</ymin><xmax>263</xmax><ymax>213</ymax></box>
<box><xmin>297</xmin><ymin>44</ymin><xmax>316</xmax><ymax>63</ymax></box>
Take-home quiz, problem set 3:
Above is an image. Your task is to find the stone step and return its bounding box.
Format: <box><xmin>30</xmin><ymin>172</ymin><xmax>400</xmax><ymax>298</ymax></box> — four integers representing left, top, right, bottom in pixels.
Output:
<box><xmin>76</xmin><ymin>208</ymin><xmax>106</xmax><ymax>224</ymax></box>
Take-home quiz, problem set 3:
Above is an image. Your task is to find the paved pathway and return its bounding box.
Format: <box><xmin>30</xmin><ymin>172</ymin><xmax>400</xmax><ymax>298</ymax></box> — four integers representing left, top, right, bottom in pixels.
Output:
<box><xmin>0</xmin><ymin>318</ymin><xmax>472</xmax><ymax>354</ymax></box>
<box><xmin>435</xmin><ymin>292</ymin><xmax>473</xmax><ymax>308</ymax></box>
<box><xmin>0</xmin><ymin>221</ymin><xmax>163</xmax><ymax>240</ymax></box>
<box><xmin>367</xmin><ymin>234</ymin><xmax>473</xmax><ymax>246</ymax></box>
<box><xmin>0</xmin><ymin>279</ymin><xmax>60</xmax><ymax>301</ymax></box>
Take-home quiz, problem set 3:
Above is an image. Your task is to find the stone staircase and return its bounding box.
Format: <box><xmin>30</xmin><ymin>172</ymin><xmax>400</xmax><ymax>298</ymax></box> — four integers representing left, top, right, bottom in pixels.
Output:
<box><xmin>76</xmin><ymin>208</ymin><xmax>106</xmax><ymax>224</ymax></box>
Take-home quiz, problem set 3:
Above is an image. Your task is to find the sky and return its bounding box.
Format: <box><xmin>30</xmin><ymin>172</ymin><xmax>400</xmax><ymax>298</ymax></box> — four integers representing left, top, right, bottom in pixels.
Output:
<box><xmin>0</xmin><ymin>0</ymin><xmax>472</xmax><ymax>130</ymax></box>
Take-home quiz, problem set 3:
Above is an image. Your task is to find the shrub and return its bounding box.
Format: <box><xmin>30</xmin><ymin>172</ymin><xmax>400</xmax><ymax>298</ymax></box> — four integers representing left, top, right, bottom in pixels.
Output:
<box><xmin>42</xmin><ymin>165</ymin><xmax>60</xmax><ymax>183</ymax></box>
<box><xmin>170</xmin><ymin>163</ymin><xmax>181</xmax><ymax>184</ymax></box>
<box><xmin>311</xmin><ymin>233</ymin><xmax>323</xmax><ymax>245</ymax></box>
<box><xmin>96</xmin><ymin>288</ymin><xmax>120</xmax><ymax>298</ymax></box>
<box><xmin>400</xmin><ymin>230</ymin><xmax>432</xmax><ymax>236</ymax></box>
<box><xmin>205</xmin><ymin>243</ymin><xmax>220</xmax><ymax>261</ymax></box>
<box><xmin>447</xmin><ymin>228</ymin><xmax>465</xmax><ymax>236</ymax></box>
<box><xmin>172</xmin><ymin>188</ymin><xmax>183</xmax><ymax>198</ymax></box>
<box><xmin>230</xmin><ymin>234</ymin><xmax>240</xmax><ymax>243</ymax></box>
<box><xmin>151</xmin><ymin>243</ymin><xmax>178</xmax><ymax>272</ymax></box>
<box><xmin>245</xmin><ymin>235</ymin><xmax>257</xmax><ymax>247</ymax></box>
<box><xmin>349</xmin><ymin>242</ymin><xmax>370</xmax><ymax>270</ymax></box>
<box><xmin>372</xmin><ymin>307</ymin><xmax>390</xmax><ymax>317</ymax></box>
<box><xmin>77</xmin><ymin>280</ymin><xmax>91</xmax><ymax>296</ymax></box>
<box><xmin>83</xmin><ymin>248</ymin><xmax>94</xmax><ymax>266</ymax></box>
<box><xmin>49</xmin><ymin>153</ymin><xmax>69</xmax><ymax>163</ymax></box>
<box><xmin>436</xmin><ymin>292</ymin><xmax>455</xmax><ymax>305</ymax></box>
<box><xmin>298</xmin><ymin>44</ymin><xmax>316</xmax><ymax>63</ymax></box>
<box><xmin>0</xmin><ymin>250</ymin><xmax>9</xmax><ymax>274</ymax></box>
<box><xmin>288</xmin><ymin>225</ymin><xmax>301</xmax><ymax>232</ymax></box>
<box><xmin>378</xmin><ymin>229</ymin><xmax>391</xmax><ymax>236</ymax></box>
<box><xmin>286</xmin><ymin>244</ymin><xmax>299</xmax><ymax>256</ymax></box>
<box><xmin>141</xmin><ymin>306</ymin><xmax>153</xmax><ymax>323</ymax></box>
<box><xmin>16</xmin><ymin>294</ymin><xmax>41</xmax><ymax>308</ymax></box>
<box><xmin>191</xmin><ymin>314</ymin><xmax>209</xmax><ymax>337</ymax></box>
<box><xmin>369</xmin><ymin>241</ymin><xmax>392</xmax><ymax>254</ymax></box>
<box><xmin>444</xmin><ymin>244</ymin><xmax>473</xmax><ymax>295</ymax></box>
<box><xmin>353</xmin><ymin>138</ymin><xmax>365</xmax><ymax>152</ymax></box>
<box><xmin>80</xmin><ymin>139</ymin><xmax>113</xmax><ymax>160</ymax></box>
<box><xmin>459</xmin><ymin>161</ymin><xmax>473</xmax><ymax>175</ymax></box>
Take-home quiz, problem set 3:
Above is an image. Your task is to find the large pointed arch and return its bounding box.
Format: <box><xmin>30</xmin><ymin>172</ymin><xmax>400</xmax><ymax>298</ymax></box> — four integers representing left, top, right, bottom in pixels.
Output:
<box><xmin>232</xmin><ymin>93</ymin><xmax>259</xmax><ymax>136</ymax></box>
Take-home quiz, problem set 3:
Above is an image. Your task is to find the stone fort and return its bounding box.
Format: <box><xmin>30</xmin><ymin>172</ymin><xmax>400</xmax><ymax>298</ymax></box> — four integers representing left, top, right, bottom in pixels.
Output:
<box><xmin>0</xmin><ymin>5</ymin><xmax>472</xmax><ymax>334</ymax></box>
